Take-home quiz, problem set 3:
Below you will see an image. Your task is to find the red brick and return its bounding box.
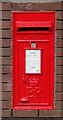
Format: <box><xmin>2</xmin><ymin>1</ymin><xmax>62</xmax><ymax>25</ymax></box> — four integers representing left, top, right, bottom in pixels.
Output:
<box><xmin>61</xmin><ymin>2</ymin><xmax>63</xmax><ymax>10</ymax></box>
<box><xmin>2</xmin><ymin>48</ymin><xmax>11</xmax><ymax>56</ymax></box>
<box><xmin>55</xmin><ymin>93</ymin><xmax>61</xmax><ymax>100</ymax></box>
<box><xmin>56</xmin><ymin>21</ymin><xmax>63</xmax><ymax>29</ymax></box>
<box><xmin>56</xmin><ymin>48</ymin><xmax>63</xmax><ymax>57</ymax></box>
<box><xmin>0</xmin><ymin>57</ymin><xmax>2</xmax><ymax>65</ymax></box>
<box><xmin>56</xmin><ymin>57</ymin><xmax>62</xmax><ymax>66</ymax></box>
<box><xmin>0</xmin><ymin>30</ymin><xmax>2</xmax><ymax>38</ymax></box>
<box><xmin>61</xmin><ymin>83</ymin><xmax>63</xmax><ymax>92</ymax></box>
<box><xmin>55</xmin><ymin>101</ymin><xmax>61</xmax><ymax>110</ymax></box>
<box><xmin>12</xmin><ymin>3</ymin><xmax>41</xmax><ymax>11</ymax></box>
<box><xmin>2</xmin><ymin>110</ymin><xmax>11</xmax><ymax>117</ymax></box>
<box><xmin>0</xmin><ymin>101</ymin><xmax>2</xmax><ymax>110</ymax></box>
<box><xmin>2</xmin><ymin>83</ymin><xmax>11</xmax><ymax>91</ymax></box>
<box><xmin>2</xmin><ymin>66</ymin><xmax>11</xmax><ymax>74</ymax></box>
<box><xmin>2</xmin><ymin>2</ymin><xmax>11</xmax><ymax>10</ymax></box>
<box><xmin>56</xmin><ymin>57</ymin><xmax>63</xmax><ymax>65</ymax></box>
<box><xmin>41</xmin><ymin>2</ymin><xmax>62</xmax><ymax>10</ymax></box>
<box><xmin>0</xmin><ymin>40</ymin><xmax>2</xmax><ymax>48</ymax></box>
<box><xmin>56</xmin><ymin>11</ymin><xmax>63</xmax><ymax>20</ymax></box>
<box><xmin>61</xmin><ymin>30</ymin><xmax>63</xmax><ymax>38</ymax></box>
<box><xmin>0</xmin><ymin>39</ymin><xmax>11</xmax><ymax>47</ymax></box>
<box><xmin>56</xmin><ymin>84</ymin><xmax>62</xmax><ymax>92</ymax></box>
<box><xmin>56</xmin><ymin>39</ymin><xmax>63</xmax><ymax>47</ymax></box>
<box><xmin>2</xmin><ymin>21</ymin><xmax>11</xmax><ymax>29</ymax></box>
<box><xmin>0</xmin><ymin>30</ymin><xmax>11</xmax><ymax>38</ymax></box>
<box><xmin>61</xmin><ymin>75</ymin><xmax>63</xmax><ymax>83</ymax></box>
<box><xmin>0</xmin><ymin>74</ymin><xmax>2</xmax><ymax>82</ymax></box>
<box><xmin>2</xmin><ymin>11</ymin><xmax>11</xmax><ymax>19</ymax></box>
<box><xmin>13</xmin><ymin>110</ymin><xmax>38</xmax><ymax>117</ymax></box>
<box><xmin>2</xmin><ymin>74</ymin><xmax>10</xmax><ymax>82</ymax></box>
<box><xmin>12</xmin><ymin>2</ymin><xmax>62</xmax><ymax>11</ymax></box>
<box><xmin>2</xmin><ymin>92</ymin><xmax>11</xmax><ymax>100</ymax></box>
<box><xmin>2</xmin><ymin>39</ymin><xmax>11</xmax><ymax>47</ymax></box>
<box><xmin>2</xmin><ymin>101</ymin><xmax>11</xmax><ymax>109</ymax></box>
<box><xmin>56</xmin><ymin>75</ymin><xmax>63</xmax><ymax>83</ymax></box>
<box><xmin>2</xmin><ymin>57</ymin><xmax>11</xmax><ymax>65</ymax></box>
<box><xmin>0</xmin><ymin>20</ymin><xmax>2</xmax><ymax>28</ymax></box>
<box><xmin>0</xmin><ymin>2</ymin><xmax>2</xmax><ymax>10</ymax></box>
<box><xmin>2</xmin><ymin>30</ymin><xmax>11</xmax><ymax>38</ymax></box>
<box><xmin>0</xmin><ymin>110</ymin><xmax>2</xmax><ymax>118</ymax></box>
<box><xmin>0</xmin><ymin>83</ymin><xmax>2</xmax><ymax>92</ymax></box>
<box><xmin>56</xmin><ymin>30</ymin><xmax>63</xmax><ymax>38</ymax></box>
<box><xmin>0</xmin><ymin>11</ymin><xmax>2</xmax><ymax>19</ymax></box>
<box><xmin>39</xmin><ymin>110</ymin><xmax>61</xmax><ymax>117</ymax></box>
<box><xmin>0</xmin><ymin>92</ymin><xmax>2</xmax><ymax>100</ymax></box>
<box><xmin>0</xmin><ymin>66</ymin><xmax>2</xmax><ymax>74</ymax></box>
<box><xmin>61</xmin><ymin>110</ymin><xmax>63</xmax><ymax>117</ymax></box>
<box><xmin>56</xmin><ymin>66</ymin><xmax>63</xmax><ymax>75</ymax></box>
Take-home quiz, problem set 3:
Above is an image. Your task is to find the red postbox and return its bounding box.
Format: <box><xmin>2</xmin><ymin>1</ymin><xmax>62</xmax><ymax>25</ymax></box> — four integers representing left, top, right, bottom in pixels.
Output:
<box><xmin>12</xmin><ymin>11</ymin><xmax>55</xmax><ymax>110</ymax></box>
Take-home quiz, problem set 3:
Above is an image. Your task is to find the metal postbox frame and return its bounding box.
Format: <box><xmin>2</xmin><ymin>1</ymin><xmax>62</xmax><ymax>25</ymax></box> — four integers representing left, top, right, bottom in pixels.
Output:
<box><xmin>12</xmin><ymin>11</ymin><xmax>55</xmax><ymax>110</ymax></box>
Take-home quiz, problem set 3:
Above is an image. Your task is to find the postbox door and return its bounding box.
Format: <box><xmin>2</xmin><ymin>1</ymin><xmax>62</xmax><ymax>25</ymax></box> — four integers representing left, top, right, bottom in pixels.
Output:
<box><xmin>16</xmin><ymin>39</ymin><xmax>52</xmax><ymax>109</ymax></box>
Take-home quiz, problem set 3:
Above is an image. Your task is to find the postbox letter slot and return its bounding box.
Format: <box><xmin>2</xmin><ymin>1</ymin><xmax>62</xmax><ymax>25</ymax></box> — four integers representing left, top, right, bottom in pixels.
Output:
<box><xmin>17</xmin><ymin>27</ymin><xmax>50</xmax><ymax>31</ymax></box>
<box><xmin>16</xmin><ymin>21</ymin><xmax>51</xmax><ymax>32</ymax></box>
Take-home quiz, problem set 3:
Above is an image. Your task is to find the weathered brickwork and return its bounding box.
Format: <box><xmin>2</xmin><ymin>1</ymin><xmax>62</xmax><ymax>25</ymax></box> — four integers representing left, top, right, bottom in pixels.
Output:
<box><xmin>1</xmin><ymin>1</ymin><xmax>63</xmax><ymax>120</ymax></box>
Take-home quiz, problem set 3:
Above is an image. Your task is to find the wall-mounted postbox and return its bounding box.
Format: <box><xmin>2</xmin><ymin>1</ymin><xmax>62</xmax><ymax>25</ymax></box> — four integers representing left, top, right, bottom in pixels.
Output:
<box><xmin>12</xmin><ymin>11</ymin><xmax>55</xmax><ymax>110</ymax></box>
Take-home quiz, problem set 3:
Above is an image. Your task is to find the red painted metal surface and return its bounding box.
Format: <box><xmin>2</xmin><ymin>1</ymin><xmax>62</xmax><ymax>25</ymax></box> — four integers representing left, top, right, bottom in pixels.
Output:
<box><xmin>12</xmin><ymin>11</ymin><xmax>55</xmax><ymax>110</ymax></box>
<box><xmin>16</xmin><ymin>21</ymin><xmax>51</xmax><ymax>28</ymax></box>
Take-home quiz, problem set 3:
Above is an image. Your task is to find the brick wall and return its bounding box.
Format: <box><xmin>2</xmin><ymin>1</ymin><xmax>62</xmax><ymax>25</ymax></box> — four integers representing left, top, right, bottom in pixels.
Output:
<box><xmin>1</xmin><ymin>1</ymin><xmax>63</xmax><ymax>120</ymax></box>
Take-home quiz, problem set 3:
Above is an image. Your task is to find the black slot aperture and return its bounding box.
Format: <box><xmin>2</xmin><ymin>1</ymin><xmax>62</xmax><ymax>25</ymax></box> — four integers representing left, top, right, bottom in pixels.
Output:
<box><xmin>17</xmin><ymin>27</ymin><xmax>50</xmax><ymax>31</ymax></box>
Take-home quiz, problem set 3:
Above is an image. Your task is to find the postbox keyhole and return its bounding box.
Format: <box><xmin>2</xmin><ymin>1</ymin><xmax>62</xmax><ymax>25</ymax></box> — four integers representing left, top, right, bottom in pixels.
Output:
<box><xmin>23</xmin><ymin>75</ymin><xmax>26</xmax><ymax>79</ymax></box>
<box><xmin>31</xmin><ymin>42</ymin><xmax>36</xmax><ymax>48</ymax></box>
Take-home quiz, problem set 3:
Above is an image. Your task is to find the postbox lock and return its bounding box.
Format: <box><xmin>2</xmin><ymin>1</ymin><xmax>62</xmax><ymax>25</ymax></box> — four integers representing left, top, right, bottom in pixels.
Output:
<box><xmin>31</xmin><ymin>42</ymin><xmax>36</xmax><ymax>48</ymax></box>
